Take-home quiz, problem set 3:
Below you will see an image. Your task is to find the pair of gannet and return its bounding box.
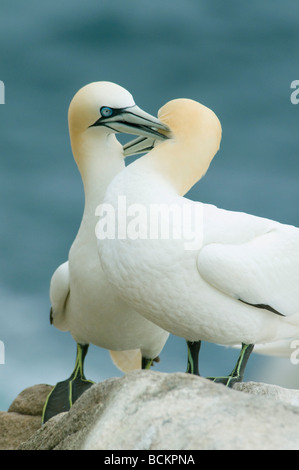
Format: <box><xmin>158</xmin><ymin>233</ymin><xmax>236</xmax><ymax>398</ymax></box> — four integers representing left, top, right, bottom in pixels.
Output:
<box><xmin>97</xmin><ymin>98</ymin><xmax>299</xmax><ymax>387</ymax></box>
<box><xmin>43</xmin><ymin>82</ymin><xmax>171</xmax><ymax>423</ymax></box>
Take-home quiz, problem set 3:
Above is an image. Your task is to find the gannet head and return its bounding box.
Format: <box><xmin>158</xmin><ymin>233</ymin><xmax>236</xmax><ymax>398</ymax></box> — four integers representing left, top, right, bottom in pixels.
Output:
<box><xmin>124</xmin><ymin>98</ymin><xmax>222</xmax><ymax>195</ymax></box>
<box><xmin>158</xmin><ymin>98</ymin><xmax>222</xmax><ymax>149</ymax></box>
<box><xmin>124</xmin><ymin>98</ymin><xmax>222</xmax><ymax>158</ymax></box>
<box><xmin>68</xmin><ymin>81</ymin><xmax>170</xmax><ymax>141</ymax></box>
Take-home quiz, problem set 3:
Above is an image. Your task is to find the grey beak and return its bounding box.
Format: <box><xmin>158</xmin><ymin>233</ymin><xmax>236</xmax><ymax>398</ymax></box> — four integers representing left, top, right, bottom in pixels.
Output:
<box><xmin>91</xmin><ymin>105</ymin><xmax>170</xmax><ymax>140</ymax></box>
<box><xmin>123</xmin><ymin>136</ymin><xmax>157</xmax><ymax>157</ymax></box>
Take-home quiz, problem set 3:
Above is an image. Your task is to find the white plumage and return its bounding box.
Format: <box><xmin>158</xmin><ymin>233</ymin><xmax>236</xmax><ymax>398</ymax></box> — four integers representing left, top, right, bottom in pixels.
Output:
<box><xmin>98</xmin><ymin>98</ymin><xmax>299</xmax><ymax>363</ymax></box>
<box><xmin>50</xmin><ymin>82</ymin><xmax>170</xmax><ymax>365</ymax></box>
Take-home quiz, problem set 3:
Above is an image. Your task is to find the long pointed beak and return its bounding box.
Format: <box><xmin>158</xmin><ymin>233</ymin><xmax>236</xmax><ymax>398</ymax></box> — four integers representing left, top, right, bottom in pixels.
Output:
<box><xmin>123</xmin><ymin>136</ymin><xmax>157</xmax><ymax>157</ymax></box>
<box><xmin>93</xmin><ymin>105</ymin><xmax>170</xmax><ymax>140</ymax></box>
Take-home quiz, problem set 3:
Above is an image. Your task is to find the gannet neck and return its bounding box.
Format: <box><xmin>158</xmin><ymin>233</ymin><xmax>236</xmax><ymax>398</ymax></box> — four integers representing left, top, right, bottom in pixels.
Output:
<box><xmin>70</xmin><ymin>128</ymin><xmax>124</xmax><ymax>217</ymax></box>
<box><xmin>132</xmin><ymin>99</ymin><xmax>222</xmax><ymax>196</ymax></box>
<box><xmin>66</xmin><ymin>80</ymin><xmax>169</xmax><ymax>215</ymax></box>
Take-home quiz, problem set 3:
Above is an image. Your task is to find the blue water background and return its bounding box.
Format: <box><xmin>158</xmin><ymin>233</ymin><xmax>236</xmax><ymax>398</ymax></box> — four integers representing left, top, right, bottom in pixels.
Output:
<box><xmin>1</xmin><ymin>0</ymin><xmax>299</xmax><ymax>410</ymax></box>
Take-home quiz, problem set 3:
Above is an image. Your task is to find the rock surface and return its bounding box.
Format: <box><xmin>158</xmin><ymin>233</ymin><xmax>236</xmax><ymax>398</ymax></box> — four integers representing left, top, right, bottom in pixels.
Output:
<box><xmin>234</xmin><ymin>381</ymin><xmax>299</xmax><ymax>407</ymax></box>
<box><xmin>2</xmin><ymin>371</ymin><xmax>299</xmax><ymax>450</ymax></box>
<box><xmin>0</xmin><ymin>384</ymin><xmax>52</xmax><ymax>450</ymax></box>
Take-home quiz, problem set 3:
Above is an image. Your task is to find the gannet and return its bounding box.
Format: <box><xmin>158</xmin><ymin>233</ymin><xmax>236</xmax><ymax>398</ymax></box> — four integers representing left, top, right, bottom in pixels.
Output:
<box><xmin>42</xmin><ymin>82</ymin><xmax>170</xmax><ymax>423</ymax></box>
<box><xmin>97</xmin><ymin>98</ymin><xmax>299</xmax><ymax>387</ymax></box>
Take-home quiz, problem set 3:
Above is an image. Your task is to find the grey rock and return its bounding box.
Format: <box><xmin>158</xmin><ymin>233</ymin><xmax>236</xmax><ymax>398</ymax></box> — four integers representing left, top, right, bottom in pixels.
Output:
<box><xmin>233</xmin><ymin>381</ymin><xmax>299</xmax><ymax>408</ymax></box>
<box><xmin>0</xmin><ymin>411</ymin><xmax>42</xmax><ymax>450</ymax></box>
<box><xmin>16</xmin><ymin>371</ymin><xmax>299</xmax><ymax>451</ymax></box>
<box><xmin>8</xmin><ymin>384</ymin><xmax>53</xmax><ymax>416</ymax></box>
<box><xmin>0</xmin><ymin>384</ymin><xmax>52</xmax><ymax>450</ymax></box>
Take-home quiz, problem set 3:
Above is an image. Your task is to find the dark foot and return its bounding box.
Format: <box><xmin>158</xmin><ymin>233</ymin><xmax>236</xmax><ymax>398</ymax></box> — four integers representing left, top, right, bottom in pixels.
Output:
<box><xmin>186</xmin><ymin>340</ymin><xmax>201</xmax><ymax>375</ymax></box>
<box><xmin>206</xmin><ymin>343</ymin><xmax>254</xmax><ymax>388</ymax></box>
<box><xmin>141</xmin><ymin>356</ymin><xmax>160</xmax><ymax>369</ymax></box>
<box><xmin>42</xmin><ymin>343</ymin><xmax>94</xmax><ymax>424</ymax></box>
<box><xmin>206</xmin><ymin>375</ymin><xmax>242</xmax><ymax>388</ymax></box>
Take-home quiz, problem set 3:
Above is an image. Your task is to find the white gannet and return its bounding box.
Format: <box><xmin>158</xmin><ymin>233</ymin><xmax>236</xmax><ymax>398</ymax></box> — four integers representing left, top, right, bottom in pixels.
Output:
<box><xmin>97</xmin><ymin>98</ymin><xmax>299</xmax><ymax>387</ymax></box>
<box><xmin>42</xmin><ymin>82</ymin><xmax>170</xmax><ymax>423</ymax></box>
<box><xmin>123</xmin><ymin>138</ymin><xmax>299</xmax><ymax>372</ymax></box>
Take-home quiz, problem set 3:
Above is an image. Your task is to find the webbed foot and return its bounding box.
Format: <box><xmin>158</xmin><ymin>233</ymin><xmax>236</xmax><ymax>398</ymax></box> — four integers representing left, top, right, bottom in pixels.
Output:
<box><xmin>206</xmin><ymin>343</ymin><xmax>254</xmax><ymax>388</ymax></box>
<box><xmin>42</xmin><ymin>343</ymin><xmax>94</xmax><ymax>424</ymax></box>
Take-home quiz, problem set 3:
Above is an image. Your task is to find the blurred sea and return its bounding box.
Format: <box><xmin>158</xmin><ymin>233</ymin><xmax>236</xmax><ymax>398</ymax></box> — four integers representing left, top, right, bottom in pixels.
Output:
<box><xmin>1</xmin><ymin>0</ymin><xmax>299</xmax><ymax>411</ymax></box>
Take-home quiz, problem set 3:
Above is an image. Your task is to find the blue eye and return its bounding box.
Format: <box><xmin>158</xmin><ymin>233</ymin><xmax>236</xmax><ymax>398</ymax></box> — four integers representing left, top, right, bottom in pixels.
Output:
<box><xmin>100</xmin><ymin>106</ymin><xmax>113</xmax><ymax>117</ymax></box>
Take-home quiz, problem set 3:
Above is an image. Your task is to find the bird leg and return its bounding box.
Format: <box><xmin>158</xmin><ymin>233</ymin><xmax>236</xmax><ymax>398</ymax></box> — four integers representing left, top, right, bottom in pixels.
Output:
<box><xmin>42</xmin><ymin>343</ymin><xmax>94</xmax><ymax>424</ymax></box>
<box><xmin>207</xmin><ymin>343</ymin><xmax>254</xmax><ymax>387</ymax></box>
<box><xmin>141</xmin><ymin>356</ymin><xmax>160</xmax><ymax>369</ymax></box>
<box><xmin>142</xmin><ymin>357</ymin><xmax>153</xmax><ymax>369</ymax></box>
<box><xmin>186</xmin><ymin>340</ymin><xmax>201</xmax><ymax>375</ymax></box>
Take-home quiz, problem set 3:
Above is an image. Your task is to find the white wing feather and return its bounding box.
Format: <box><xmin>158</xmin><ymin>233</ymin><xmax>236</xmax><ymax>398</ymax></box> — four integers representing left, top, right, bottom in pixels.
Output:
<box><xmin>49</xmin><ymin>261</ymin><xmax>70</xmax><ymax>331</ymax></box>
<box><xmin>197</xmin><ymin>206</ymin><xmax>299</xmax><ymax>317</ymax></box>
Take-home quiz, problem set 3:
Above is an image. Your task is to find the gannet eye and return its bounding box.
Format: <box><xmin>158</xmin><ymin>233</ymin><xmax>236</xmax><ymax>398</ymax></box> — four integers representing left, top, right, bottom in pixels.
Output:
<box><xmin>100</xmin><ymin>107</ymin><xmax>113</xmax><ymax>118</ymax></box>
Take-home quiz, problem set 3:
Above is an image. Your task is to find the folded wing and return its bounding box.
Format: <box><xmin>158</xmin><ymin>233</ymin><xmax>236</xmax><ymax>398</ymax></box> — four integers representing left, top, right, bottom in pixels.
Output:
<box><xmin>197</xmin><ymin>207</ymin><xmax>299</xmax><ymax>318</ymax></box>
